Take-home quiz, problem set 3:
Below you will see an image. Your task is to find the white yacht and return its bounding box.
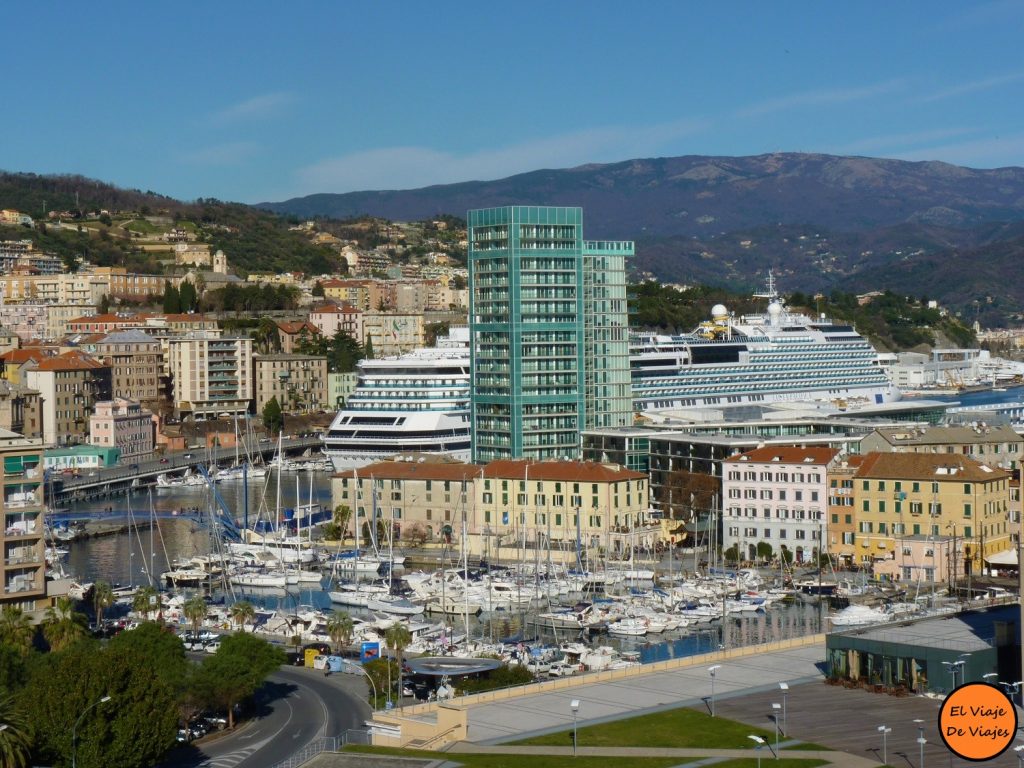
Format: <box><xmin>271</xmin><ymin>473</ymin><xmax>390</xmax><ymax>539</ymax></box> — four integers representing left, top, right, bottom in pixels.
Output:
<box><xmin>324</xmin><ymin>329</ymin><xmax>471</xmax><ymax>470</ymax></box>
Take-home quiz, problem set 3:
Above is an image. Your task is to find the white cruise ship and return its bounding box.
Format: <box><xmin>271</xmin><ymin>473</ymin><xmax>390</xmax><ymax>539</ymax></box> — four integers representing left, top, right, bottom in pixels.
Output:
<box><xmin>631</xmin><ymin>274</ymin><xmax>900</xmax><ymax>412</ymax></box>
<box><xmin>323</xmin><ymin>329</ymin><xmax>471</xmax><ymax>470</ymax></box>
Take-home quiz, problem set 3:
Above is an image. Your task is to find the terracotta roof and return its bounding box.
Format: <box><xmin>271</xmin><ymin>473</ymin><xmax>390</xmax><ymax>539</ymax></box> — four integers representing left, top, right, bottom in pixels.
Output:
<box><xmin>854</xmin><ymin>451</ymin><xmax>1009</xmax><ymax>483</ymax></box>
<box><xmin>334</xmin><ymin>460</ymin><xmax>481</xmax><ymax>483</ymax></box>
<box><xmin>725</xmin><ymin>446</ymin><xmax>840</xmax><ymax>466</ymax></box>
<box><xmin>68</xmin><ymin>313</ymin><xmax>135</xmax><ymax>325</ymax></box>
<box><xmin>0</xmin><ymin>349</ymin><xmax>52</xmax><ymax>364</ymax></box>
<box><xmin>311</xmin><ymin>304</ymin><xmax>361</xmax><ymax>315</ymax></box>
<box><xmin>276</xmin><ymin>320</ymin><xmax>320</xmax><ymax>335</ymax></box>
<box><xmin>34</xmin><ymin>350</ymin><xmax>107</xmax><ymax>372</ymax></box>
<box><xmin>481</xmin><ymin>459</ymin><xmax>646</xmax><ymax>483</ymax></box>
<box><xmin>334</xmin><ymin>458</ymin><xmax>646</xmax><ymax>484</ymax></box>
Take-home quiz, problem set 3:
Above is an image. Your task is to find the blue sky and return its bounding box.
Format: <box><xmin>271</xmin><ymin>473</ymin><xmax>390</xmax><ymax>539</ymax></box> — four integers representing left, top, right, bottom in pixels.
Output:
<box><xmin>4</xmin><ymin>1</ymin><xmax>1023</xmax><ymax>204</ymax></box>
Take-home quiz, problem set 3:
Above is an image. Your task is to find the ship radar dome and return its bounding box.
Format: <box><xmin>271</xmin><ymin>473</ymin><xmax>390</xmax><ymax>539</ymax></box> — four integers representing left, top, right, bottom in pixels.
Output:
<box><xmin>767</xmin><ymin>301</ymin><xmax>783</xmax><ymax>316</ymax></box>
<box><xmin>711</xmin><ymin>303</ymin><xmax>728</xmax><ymax>319</ymax></box>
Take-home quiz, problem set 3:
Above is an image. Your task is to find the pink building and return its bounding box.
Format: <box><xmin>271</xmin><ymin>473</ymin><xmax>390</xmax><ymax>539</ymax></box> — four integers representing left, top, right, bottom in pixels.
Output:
<box><xmin>872</xmin><ymin>535</ymin><xmax>959</xmax><ymax>585</ymax></box>
<box><xmin>89</xmin><ymin>398</ymin><xmax>154</xmax><ymax>461</ymax></box>
<box><xmin>309</xmin><ymin>304</ymin><xmax>364</xmax><ymax>342</ymax></box>
<box><xmin>722</xmin><ymin>446</ymin><xmax>839</xmax><ymax>564</ymax></box>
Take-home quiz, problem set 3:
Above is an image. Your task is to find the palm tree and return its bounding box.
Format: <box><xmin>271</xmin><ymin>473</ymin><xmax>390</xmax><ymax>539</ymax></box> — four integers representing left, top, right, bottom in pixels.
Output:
<box><xmin>131</xmin><ymin>585</ymin><xmax>160</xmax><ymax>621</ymax></box>
<box><xmin>92</xmin><ymin>580</ymin><xmax>114</xmax><ymax>630</ymax></box>
<box><xmin>384</xmin><ymin>622</ymin><xmax>412</xmax><ymax>708</ymax></box>
<box><xmin>0</xmin><ymin>693</ymin><xmax>31</xmax><ymax>768</ymax></box>
<box><xmin>183</xmin><ymin>594</ymin><xmax>207</xmax><ymax>640</ymax></box>
<box><xmin>0</xmin><ymin>606</ymin><xmax>34</xmax><ymax>654</ymax></box>
<box><xmin>230</xmin><ymin>600</ymin><xmax>255</xmax><ymax>632</ymax></box>
<box><xmin>43</xmin><ymin>596</ymin><xmax>87</xmax><ymax>652</ymax></box>
<box><xmin>326</xmin><ymin>610</ymin><xmax>354</xmax><ymax>655</ymax></box>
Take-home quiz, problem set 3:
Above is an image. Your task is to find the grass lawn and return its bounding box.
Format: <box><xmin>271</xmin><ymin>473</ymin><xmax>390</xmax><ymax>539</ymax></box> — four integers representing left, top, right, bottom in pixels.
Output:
<box><xmin>122</xmin><ymin>218</ymin><xmax>164</xmax><ymax>234</ymax></box>
<box><xmin>514</xmin><ymin>707</ymin><xmax>780</xmax><ymax>749</ymax></box>
<box><xmin>344</xmin><ymin>746</ymin><xmax>825</xmax><ymax>768</ymax></box>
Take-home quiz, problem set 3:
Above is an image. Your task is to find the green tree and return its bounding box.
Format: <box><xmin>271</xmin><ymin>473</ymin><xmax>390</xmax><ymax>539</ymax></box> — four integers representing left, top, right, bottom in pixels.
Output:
<box><xmin>312</xmin><ymin>280</ymin><xmax>325</xmax><ymax>297</ymax></box>
<box><xmin>108</xmin><ymin>621</ymin><xmax>189</xmax><ymax>695</ymax></box>
<box><xmin>384</xmin><ymin>623</ymin><xmax>412</xmax><ymax>708</ymax></box>
<box><xmin>19</xmin><ymin>641</ymin><xmax>177</xmax><ymax>768</ymax></box>
<box><xmin>192</xmin><ymin>632</ymin><xmax>284</xmax><ymax>729</ymax></box>
<box><xmin>0</xmin><ymin>607</ymin><xmax>34</xmax><ymax>655</ymax></box>
<box><xmin>179</xmin><ymin>280</ymin><xmax>198</xmax><ymax>312</ymax></box>
<box><xmin>162</xmin><ymin>281</ymin><xmax>180</xmax><ymax>313</ymax></box>
<box><xmin>42</xmin><ymin>596</ymin><xmax>88</xmax><ymax>652</ymax></box>
<box><xmin>333</xmin><ymin>505</ymin><xmax>353</xmax><ymax>540</ymax></box>
<box><xmin>326</xmin><ymin>610</ymin><xmax>354</xmax><ymax>655</ymax></box>
<box><xmin>0</xmin><ymin>692</ymin><xmax>31</xmax><ymax>768</ymax></box>
<box><xmin>132</xmin><ymin>586</ymin><xmax>159</xmax><ymax>621</ymax></box>
<box><xmin>756</xmin><ymin>541</ymin><xmax>774</xmax><ymax>563</ymax></box>
<box><xmin>0</xmin><ymin>643</ymin><xmax>28</xmax><ymax>691</ymax></box>
<box><xmin>98</xmin><ymin>294</ymin><xmax>111</xmax><ymax>314</ymax></box>
<box><xmin>362</xmin><ymin>657</ymin><xmax>396</xmax><ymax>708</ymax></box>
<box><xmin>261</xmin><ymin>396</ymin><xmax>283</xmax><ymax>434</ymax></box>
<box><xmin>91</xmin><ymin>581</ymin><xmax>114</xmax><ymax>630</ymax></box>
<box><xmin>183</xmin><ymin>594</ymin><xmax>208</xmax><ymax>639</ymax></box>
<box><xmin>363</xmin><ymin>334</ymin><xmax>374</xmax><ymax>359</ymax></box>
<box><xmin>230</xmin><ymin>600</ymin><xmax>255</xmax><ymax>632</ymax></box>
<box><xmin>253</xmin><ymin>317</ymin><xmax>281</xmax><ymax>353</ymax></box>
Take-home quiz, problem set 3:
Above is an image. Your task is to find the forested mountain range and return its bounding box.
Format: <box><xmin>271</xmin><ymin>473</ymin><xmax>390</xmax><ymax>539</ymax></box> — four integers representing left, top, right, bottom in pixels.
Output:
<box><xmin>262</xmin><ymin>152</ymin><xmax>1024</xmax><ymax>323</ymax></box>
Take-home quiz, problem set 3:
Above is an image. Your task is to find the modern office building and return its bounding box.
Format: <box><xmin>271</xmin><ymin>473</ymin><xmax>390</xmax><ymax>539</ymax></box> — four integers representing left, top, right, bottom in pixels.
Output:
<box><xmin>468</xmin><ymin>206</ymin><xmax>632</xmax><ymax>462</ymax></box>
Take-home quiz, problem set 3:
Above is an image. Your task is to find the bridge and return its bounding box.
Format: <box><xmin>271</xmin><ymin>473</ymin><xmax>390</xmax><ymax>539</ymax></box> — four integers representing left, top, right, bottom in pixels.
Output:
<box><xmin>49</xmin><ymin>436</ymin><xmax>325</xmax><ymax>508</ymax></box>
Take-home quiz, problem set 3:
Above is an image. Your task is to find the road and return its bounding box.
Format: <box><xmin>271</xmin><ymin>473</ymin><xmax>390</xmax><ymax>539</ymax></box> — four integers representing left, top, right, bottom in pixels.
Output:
<box><xmin>160</xmin><ymin>664</ymin><xmax>370</xmax><ymax>768</ymax></box>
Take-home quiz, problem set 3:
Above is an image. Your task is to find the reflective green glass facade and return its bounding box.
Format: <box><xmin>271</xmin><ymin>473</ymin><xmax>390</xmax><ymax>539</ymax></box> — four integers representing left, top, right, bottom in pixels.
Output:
<box><xmin>469</xmin><ymin>206</ymin><xmax>633</xmax><ymax>462</ymax></box>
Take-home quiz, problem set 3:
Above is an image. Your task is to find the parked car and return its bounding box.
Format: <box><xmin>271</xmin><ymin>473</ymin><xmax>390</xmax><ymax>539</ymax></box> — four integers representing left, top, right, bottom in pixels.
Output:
<box><xmin>547</xmin><ymin>661</ymin><xmax>580</xmax><ymax>678</ymax></box>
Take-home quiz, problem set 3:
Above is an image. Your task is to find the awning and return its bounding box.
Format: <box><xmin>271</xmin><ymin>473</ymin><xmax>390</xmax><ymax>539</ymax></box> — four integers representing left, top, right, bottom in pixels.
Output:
<box><xmin>984</xmin><ymin>549</ymin><xmax>1019</xmax><ymax>566</ymax></box>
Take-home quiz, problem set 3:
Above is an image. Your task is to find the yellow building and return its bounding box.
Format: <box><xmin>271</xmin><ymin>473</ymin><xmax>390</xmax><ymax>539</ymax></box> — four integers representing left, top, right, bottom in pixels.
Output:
<box><xmin>331</xmin><ymin>458</ymin><xmax>649</xmax><ymax>557</ymax></box>
<box><xmin>849</xmin><ymin>452</ymin><xmax>1012</xmax><ymax>576</ymax></box>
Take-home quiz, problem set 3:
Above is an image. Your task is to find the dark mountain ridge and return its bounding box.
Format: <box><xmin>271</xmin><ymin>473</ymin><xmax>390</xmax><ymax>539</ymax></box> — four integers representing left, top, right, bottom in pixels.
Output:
<box><xmin>260</xmin><ymin>152</ymin><xmax>1024</xmax><ymax>238</ymax></box>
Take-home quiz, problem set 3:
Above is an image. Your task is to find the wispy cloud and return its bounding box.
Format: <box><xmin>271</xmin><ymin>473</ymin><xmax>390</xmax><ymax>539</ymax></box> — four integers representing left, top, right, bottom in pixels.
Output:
<box><xmin>833</xmin><ymin>127</ymin><xmax>978</xmax><ymax>155</ymax></box>
<box><xmin>736</xmin><ymin>79</ymin><xmax>907</xmax><ymax>118</ymax></box>
<box><xmin>293</xmin><ymin>118</ymin><xmax>711</xmax><ymax>194</ymax></box>
<box><xmin>179</xmin><ymin>141</ymin><xmax>261</xmax><ymax>166</ymax></box>
<box><xmin>211</xmin><ymin>92</ymin><xmax>294</xmax><ymax>125</ymax></box>
<box><xmin>894</xmin><ymin>133</ymin><xmax>1024</xmax><ymax>168</ymax></box>
<box><xmin>919</xmin><ymin>71</ymin><xmax>1024</xmax><ymax>103</ymax></box>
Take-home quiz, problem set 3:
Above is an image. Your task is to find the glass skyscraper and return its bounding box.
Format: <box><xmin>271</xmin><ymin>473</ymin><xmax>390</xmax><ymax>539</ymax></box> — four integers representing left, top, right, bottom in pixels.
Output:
<box><xmin>468</xmin><ymin>206</ymin><xmax>633</xmax><ymax>462</ymax></box>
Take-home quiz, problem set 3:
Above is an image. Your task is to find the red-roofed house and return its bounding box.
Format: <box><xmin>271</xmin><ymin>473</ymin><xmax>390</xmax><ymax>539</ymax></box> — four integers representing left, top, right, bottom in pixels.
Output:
<box><xmin>722</xmin><ymin>446</ymin><xmax>840</xmax><ymax>564</ymax></box>
<box><xmin>275</xmin><ymin>320</ymin><xmax>321</xmax><ymax>354</ymax></box>
<box><xmin>0</xmin><ymin>349</ymin><xmax>56</xmax><ymax>386</ymax></box>
<box><xmin>66</xmin><ymin>314</ymin><xmax>140</xmax><ymax>334</ymax></box>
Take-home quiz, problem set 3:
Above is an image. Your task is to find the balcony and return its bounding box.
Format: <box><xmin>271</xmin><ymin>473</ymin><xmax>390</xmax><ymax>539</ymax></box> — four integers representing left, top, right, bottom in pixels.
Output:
<box><xmin>4</xmin><ymin>580</ymin><xmax>36</xmax><ymax>594</ymax></box>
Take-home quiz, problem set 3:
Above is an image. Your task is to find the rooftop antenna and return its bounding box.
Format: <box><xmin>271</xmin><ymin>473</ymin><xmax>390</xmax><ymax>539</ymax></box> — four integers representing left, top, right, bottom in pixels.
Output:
<box><xmin>753</xmin><ymin>269</ymin><xmax>778</xmax><ymax>302</ymax></box>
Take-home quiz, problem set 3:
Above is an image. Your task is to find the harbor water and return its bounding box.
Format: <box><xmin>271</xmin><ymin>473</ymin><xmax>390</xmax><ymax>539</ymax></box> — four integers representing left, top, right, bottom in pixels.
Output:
<box><xmin>54</xmin><ymin>470</ymin><xmax>829</xmax><ymax>664</ymax></box>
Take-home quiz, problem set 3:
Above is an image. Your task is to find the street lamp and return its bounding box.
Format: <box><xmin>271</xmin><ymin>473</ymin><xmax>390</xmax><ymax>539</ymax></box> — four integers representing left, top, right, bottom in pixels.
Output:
<box><xmin>771</xmin><ymin>703</ymin><xmax>782</xmax><ymax>757</ymax></box>
<box><xmin>913</xmin><ymin>718</ymin><xmax>925</xmax><ymax>768</ymax></box>
<box><xmin>570</xmin><ymin>699</ymin><xmax>580</xmax><ymax>757</ymax></box>
<box><xmin>778</xmin><ymin>682</ymin><xmax>788</xmax><ymax>736</ymax></box>
<box><xmin>73</xmin><ymin>695</ymin><xmax>112</xmax><ymax>768</ymax></box>
<box><xmin>942</xmin><ymin>658</ymin><xmax>967</xmax><ymax>690</ymax></box>
<box><xmin>708</xmin><ymin>665</ymin><xmax>722</xmax><ymax>717</ymax></box>
<box><xmin>749</xmin><ymin>735</ymin><xmax>765</xmax><ymax>768</ymax></box>
<box><xmin>877</xmin><ymin>725</ymin><xmax>892</xmax><ymax>766</ymax></box>
<box><xmin>347</xmin><ymin>661</ymin><xmax>378</xmax><ymax>710</ymax></box>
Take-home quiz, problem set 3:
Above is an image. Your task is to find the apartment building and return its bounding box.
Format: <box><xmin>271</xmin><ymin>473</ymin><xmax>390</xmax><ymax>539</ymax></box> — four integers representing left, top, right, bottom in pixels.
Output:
<box><xmin>252</xmin><ymin>354</ymin><xmax>328</xmax><ymax>414</ymax></box>
<box><xmin>168</xmin><ymin>332</ymin><xmax>252</xmax><ymax>418</ymax></box>
<box><xmin>89</xmin><ymin>398</ymin><xmax>155</xmax><ymax>461</ymax></box>
<box><xmin>24</xmin><ymin>350</ymin><xmax>112</xmax><ymax>446</ymax></box>
<box><xmin>362</xmin><ymin>312</ymin><xmax>424</xmax><ymax>356</ymax></box>
<box><xmin>850</xmin><ymin>452</ymin><xmax>1012</xmax><ymax>575</ymax></box>
<box><xmin>0</xmin><ymin>382</ymin><xmax>41</xmax><ymax>439</ymax></box>
<box><xmin>331</xmin><ymin>458</ymin><xmax>648</xmax><ymax>557</ymax></box>
<box><xmin>860</xmin><ymin>423</ymin><xmax>1024</xmax><ymax>472</ymax></box>
<box><xmin>0</xmin><ymin>432</ymin><xmax>46</xmax><ymax>609</ymax></box>
<box><xmin>309</xmin><ymin>304</ymin><xmax>364</xmax><ymax>341</ymax></box>
<box><xmin>721</xmin><ymin>446</ymin><xmax>838</xmax><ymax>564</ymax></box>
<box><xmin>94</xmin><ymin>330</ymin><xmax>163</xmax><ymax>404</ymax></box>
<box><xmin>0</xmin><ymin>304</ymin><xmax>50</xmax><ymax>342</ymax></box>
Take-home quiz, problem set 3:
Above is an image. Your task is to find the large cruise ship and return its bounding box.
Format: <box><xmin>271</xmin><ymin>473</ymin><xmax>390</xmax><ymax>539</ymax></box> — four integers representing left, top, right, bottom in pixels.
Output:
<box><xmin>323</xmin><ymin>329</ymin><xmax>471</xmax><ymax>470</ymax></box>
<box><xmin>631</xmin><ymin>275</ymin><xmax>900</xmax><ymax>413</ymax></box>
